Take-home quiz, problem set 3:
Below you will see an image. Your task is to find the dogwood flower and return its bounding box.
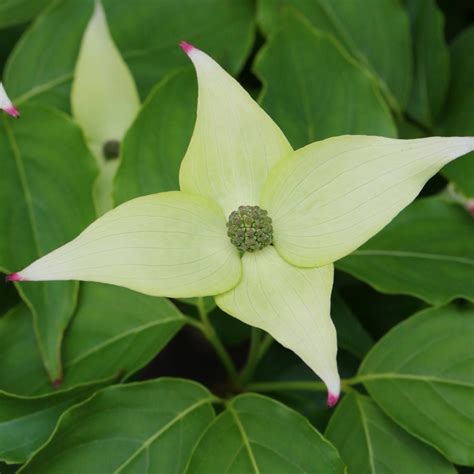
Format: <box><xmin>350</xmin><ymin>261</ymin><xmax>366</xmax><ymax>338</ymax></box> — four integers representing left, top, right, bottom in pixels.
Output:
<box><xmin>71</xmin><ymin>0</ymin><xmax>140</xmax><ymax>214</ymax></box>
<box><xmin>0</xmin><ymin>82</ymin><xmax>19</xmax><ymax>118</ymax></box>
<box><xmin>8</xmin><ymin>43</ymin><xmax>474</xmax><ymax>406</ymax></box>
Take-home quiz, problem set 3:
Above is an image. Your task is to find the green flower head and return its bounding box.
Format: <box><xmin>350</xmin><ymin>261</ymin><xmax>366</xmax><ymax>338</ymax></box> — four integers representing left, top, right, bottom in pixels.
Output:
<box><xmin>9</xmin><ymin>42</ymin><xmax>474</xmax><ymax>406</ymax></box>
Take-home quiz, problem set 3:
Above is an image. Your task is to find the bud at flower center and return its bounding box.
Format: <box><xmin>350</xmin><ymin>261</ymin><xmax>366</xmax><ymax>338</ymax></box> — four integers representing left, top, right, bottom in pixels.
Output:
<box><xmin>226</xmin><ymin>205</ymin><xmax>273</xmax><ymax>252</ymax></box>
<box><xmin>103</xmin><ymin>139</ymin><xmax>120</xmax><ymax>160</ymax></box>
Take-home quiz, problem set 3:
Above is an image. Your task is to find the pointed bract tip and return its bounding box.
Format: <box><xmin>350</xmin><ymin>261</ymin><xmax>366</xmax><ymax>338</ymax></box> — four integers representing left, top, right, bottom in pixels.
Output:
<box><xmin>467</xmin><ymin>199</ymin><xmax>474</xmax><ymax>217</ymax></box>
<box><xmin>180</xmin><ymin>41</ymin><xmax>196</xmax><ymax>55</ymax></box>
<box><xmin>5</xmin><ymin>272</ymin><xmax>25</xmax><ymax>282</ymax></box>
<box><xmin>327</xmin><ymin>391</ymin><xmax>339</xmax><ymax>408</ymax></box>
<box><xmin>4</xmin><ymin>106</ymin><xmax>20</xmax><ymax>118</ymax></box>
<box><xmin>52</xmin><ymin>377</ymin><xmax>63</xmax><ymax>389</ymax></box>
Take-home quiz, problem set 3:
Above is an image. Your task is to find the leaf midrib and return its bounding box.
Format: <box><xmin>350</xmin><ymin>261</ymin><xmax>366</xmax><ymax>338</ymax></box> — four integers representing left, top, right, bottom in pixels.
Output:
<box><xmin>113</xmin><ymin>397</ymin><xmax>214</xmax><ymax>473</ymax></box>
<box><xmin>352</xmin><ymin>249</ymin><xmax>474</xmax><ymax>266</ymax></box>
<box><xmin>65</xmin><ymin>316</ymin><xmax>184</xmax><ymax>367</ymax></box>
<box><xmin>228</xmin><ymin>404</ymin><xmax>260</xmax><ymax>474</ymax></box>
<box><xmin>356</xmin><ymin>372</ymin><xmax>474</xmax><ymax>388</ymax></box>
<box><xmin>315</xmin><ymin>0</ymin><xmax>398</xmax><ymax>110</ymax></box>
<box><xmin>355</xmin><ymin>396</ymin><xmax>376</xmax><ymax>474</ymax></box>
<box><xmin>3</xmin><ymin>118</ymin><xmax>42</xmax><ymax>260</ymax></box>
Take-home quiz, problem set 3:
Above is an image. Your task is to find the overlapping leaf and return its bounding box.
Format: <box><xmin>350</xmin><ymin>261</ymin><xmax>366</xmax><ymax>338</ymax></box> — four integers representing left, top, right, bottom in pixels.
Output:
<box><xmin>0</xmin><ymin>0</ymin><xmax>53</xmax><ymax>28</ymax></box>
<box><xmin>0</xmin><ymin>378</ymin><xmax>111</xmax><ymax>463</ymax></box>
<box><xmin>440</xmin><ymin>26</ymin><xmax>474</xmax><ymax>196</ymax></box>
<box><xmin>405</xmin><ymin>0</ymin><xmax>449</xmax><ymax>128</ymax></box>
<box><xmin>359</xmin><ymin>304</ymin><xmax>474</xmax><ymax>465</ymax></box>
<box><xmin>0</xmin><ymin>104</ymin><xmax>97</xmax><ymax>381</ymax></box>
<box><xmin>102</xmin><ymin>0</ymin><xmax>255</xmax><ymax>96</ymax></box>
<box><xmin>186</xmin><ymin>394</ymin><xmax>345</xmax><ymax>473</ymax></box>
<box><xmin>254</xmin><ymin>10</ymin><xmax>396</xmax><ymax>147</ymax></box>
<box><xmin>4</xmin><ymin>0</ymin><xmax>94</xmax><ymax>110</ymax></box>
<box><xmin>337</xmin><ymin>197</ymin><xmax>474</xmax><ymax>305</ymax></box>
<box><xmin>326</xmin><ymin>392</ymin><xmax>456</xmax><ymax>473</ymax></box>
<box><xmin>257</xmin><ymin>0</ymin><xmax>412</xmax><ymax>112</ymax></box>
<box><xmin>20</xmin><ymin>379</ymin><xmax>216</xmax><ymax>473</ymax></box>
<box><xmin>0</xmin><ymin>284</ymin><xmax>184</xmax><ymax>396</ymax></box>
<box><xmin>114</xmin><ymin>68</ymin><xmax>196</xmax><ymax>205</ymax></box>
<box><xmin>5</xmin><ymin>0</ymin><xmax>255</xmax><ymax>112</ymax></box>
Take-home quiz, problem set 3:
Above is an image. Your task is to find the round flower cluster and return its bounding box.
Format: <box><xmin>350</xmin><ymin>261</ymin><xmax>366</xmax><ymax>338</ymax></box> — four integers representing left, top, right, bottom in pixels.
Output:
<box><xmin>226</xmin><ymin>205</ymin><xmax>273</xmax><ymax>252</ymax></box>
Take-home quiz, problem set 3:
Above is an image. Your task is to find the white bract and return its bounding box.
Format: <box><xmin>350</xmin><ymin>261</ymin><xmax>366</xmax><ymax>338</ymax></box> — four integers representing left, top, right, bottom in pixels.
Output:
<box><xmin>10</xmin><ymin>43</ymin><xmax>474</xmax><ymax>406</ymax></box>
<box><xmin>71</xmin><ymin>0</ymin><xmax>140</xmax><ymax>214</ymax></box>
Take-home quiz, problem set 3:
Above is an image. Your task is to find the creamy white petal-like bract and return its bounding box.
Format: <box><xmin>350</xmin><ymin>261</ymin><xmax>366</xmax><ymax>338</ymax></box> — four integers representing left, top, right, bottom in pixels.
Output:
<box><xmin>72</xmin><ymin>1</ymin><xmax>140</xmax><ymax>150</ymax></box>
<box><xmin>179</xmin><ymin>42</ymin><xmax>293</xmax><ymax>217</ymax></box>
<box><xmin>71</xmin><ymin>1</ymin><xmax>140</xmax><ymax>213</ymax></box>
<box><xmin>9</xmin><ymin>43</ymin><xmax>474</xmax><ymax>406</ymax></box>
<box><xmin>13</xmin><ymin>192</ymin><xmax>241</xmax><ymax>298</ymax></box>
<box><xmin>216</xmin><ymin>246</ymin><xmax>339</xmax><ymax>403</ymax></box>
<box><xmin>262</xmin><ymin>135</ymin><xmax>474</xmax><ymax>267</ymax></box>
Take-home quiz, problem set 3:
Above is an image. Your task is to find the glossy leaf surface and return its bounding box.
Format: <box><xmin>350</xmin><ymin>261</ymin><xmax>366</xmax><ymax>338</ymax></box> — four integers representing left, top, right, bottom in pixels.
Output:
<box><xmin>359</xmin><ymin>304</ymin><xmax>474</xmax><ymax>465</ymax></box>
<box><xmin>326</xmin><ymin>392</ymin><xmax>456</xmax><ymax>473</ymax></box>
<box><xmin>186</xmin><ymin>394</ymin><xmax>345</xmax><ymax>473</ymax></box>
<box><xmin>337</xmin><ymin>198</ymin><xmax>474</xmax><ymax>305</ymax></box>
<box><xmin>0</xmin><ymin>104</ymin><xmax>97</xmax><ymax>380</ymax></box>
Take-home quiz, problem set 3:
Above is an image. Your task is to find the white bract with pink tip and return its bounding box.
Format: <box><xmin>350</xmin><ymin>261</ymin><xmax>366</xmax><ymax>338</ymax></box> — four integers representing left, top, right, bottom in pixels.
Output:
<box><xmin>9</xmin><ymin>42</ymin><xmax>474</xmax><ymax>406</ymax></box>
<box><xmin>0</xmin><ymin>82</ymin><xmax>19</xmax><ymax>118</ymax></box>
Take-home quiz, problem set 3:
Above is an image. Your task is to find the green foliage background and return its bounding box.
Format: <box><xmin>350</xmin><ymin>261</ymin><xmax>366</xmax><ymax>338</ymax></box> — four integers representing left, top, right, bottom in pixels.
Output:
<box><xmin>0</xmin><ymin>0</ymin><xmax>473</xmax><ymax>472</ymax></box>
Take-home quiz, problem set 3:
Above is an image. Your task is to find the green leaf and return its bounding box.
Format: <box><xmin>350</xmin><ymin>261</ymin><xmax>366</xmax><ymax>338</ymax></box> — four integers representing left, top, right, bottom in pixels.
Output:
<box><xmin>254</xmin><ymin>10</ymin><xmax>396</xmax><ymax>148</ymax></box>
<box><xmin>4</xmin><ymin>0</ymin><xmax>94</xmax><ymax>111</ymax></box>
<box><xmin>5</xmin><ymin>0</ymin><xmax>255</xmax><ymax>111</ymax></box>
<box><xmin>257</xmin><ymin>0</ymin><xmax>412</xmax><ymax>112</ymax></box>
<box><xmin>20</xmin><ymin>379</ymin><xmax>215</xmax><ymax>473</ymax></box>
<box><xmin>114</xmin><ymin>68</ymin><xmax>196</xmax><ymax>205</ymax></box>
<box><xmin>337</xmin><ymin>197</ymin><xmax>474</xmax><ymax>305</ymax></box>
<box><xmin>0</xmin><ymin>104</ymin><xmax>97</xmax><ymax>381</ymax></box>
<box><xmin>331</xmin><ymin>292</ymin><xmax>373</xmax><ymax>359</ymax></box>
<box><xmin>0</xmin><ymin>378</ymin><xmax>111</xmax><ymax>463</ymax></box>
<box><xmin>325</xmin><ymin>392</ymin><xmax>456</xmax><ymax>473</ymax></box>
<box><xmin>405</xmin><ymin>0</ymin><xmax>450</xmax><ymax>128</ymax></box>
<box><xmin>102</xmin><ymin>0</ymin><xmax>255</xmax><ymax>98</ymax></box>
<box><xmin>358</xmin><ymin>304</ymin><xmax>474</xmax><ymax>466</ymax></box>
<box><xmin>0</xmin><ymin>305</ymin><xmax>45</xmax><ymax>396</ymax></box>
<box><xmin>251</xmin><ymin>342</ymin><xmax>361</xmax><ymax>432</ymax></box>
<box><xmin>59</xmin><ymin>283</ymin><xmax>185</xmax><ymax>388</ymax></box>
<box><xmin>440</xmin><ymin>26</ymin><xmax>474</xmax><ymax>197</ymax></box>
<box><xmin>0</xmin><ymin>284</ymin><xmax>184</xmax><ymax>396</ymax></box>
<box><xmin>0</xmin><ymin>0</ymin><xmax>54</xmax><ymax>28</ymax></box>
<box><xmin>186</xmin><ymin>393</ymin><xmax>345</xmax><ymax>473</ymax></box>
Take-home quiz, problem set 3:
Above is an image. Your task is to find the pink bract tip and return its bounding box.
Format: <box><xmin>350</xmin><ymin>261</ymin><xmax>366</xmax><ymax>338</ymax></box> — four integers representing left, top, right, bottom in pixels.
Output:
<box><xmin>180</xmin><ymin>41</ymin><xmax>195</xmax><ymax>54</ymax></box>
<box><xmin>5</xmin><ymin>272</ymin><xmax>25</xmax><ymax>282</ymax></box>
<box><xmin>4</xmin><ymin>105</ymin><xmax>20</xmax><ymax>118</ymax></box>
<box><xmin>467</xmin><ymin>199</ymin><xmax>474</xmax><ymax>217</ymax></box>
<box><xmin>327</xmin><ymin>392</ymin><xmax>339</xmax><ymax>408</ymax></box>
